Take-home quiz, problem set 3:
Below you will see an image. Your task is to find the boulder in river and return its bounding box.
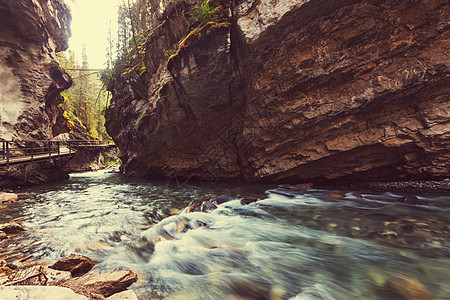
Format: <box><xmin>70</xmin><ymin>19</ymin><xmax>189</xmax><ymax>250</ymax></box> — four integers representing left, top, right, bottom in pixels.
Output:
<box><xmin>0</xmin><ymin>286</ymin><xmax>88</xmax><ymax>300</ymax></box>
<box><xmin>60</xmin><ymin>270</ymin><xmax>138</xmax><ymax>298</ymax></box>
<box><xmin>200</xmin><ymin>201</ymin><xmax>217</xmax><ymax>213</ymax></box>
<box><xmin>0</xmin><ymin>221</ymin><xmax>26</xmax><ymax>234</ymax></box>
<box><xmin>50</xmin><ymin>254</ymin><xmax>94</xmax><ymax>277</ymax></box>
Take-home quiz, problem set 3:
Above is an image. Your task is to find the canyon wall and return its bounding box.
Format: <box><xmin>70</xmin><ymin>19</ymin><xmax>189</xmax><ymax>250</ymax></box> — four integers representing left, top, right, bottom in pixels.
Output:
<box><xmin>0</xmin><ymin>0</ymin><xmax>73</xmax><ymax>187</ymax></box>
<box><xmin>106</xmin><ymin>0</ymin><xmax>449</xmax><ymax>184</ymax></box>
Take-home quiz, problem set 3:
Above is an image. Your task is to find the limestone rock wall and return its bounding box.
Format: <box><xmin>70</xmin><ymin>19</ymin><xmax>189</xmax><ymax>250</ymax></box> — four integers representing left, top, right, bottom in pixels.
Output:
<box><xmin>106</xmin><ymin>0</ymin><xmax>449</xmax><ymax>184</ymax></box>
<box><xmin>0</xmin><ymin>0</ymin><xmax>72</xmax><ymax>141</ymax></box>
<box><xmin>0</xmin><ymin>0</ymin><xmax>72</xmax><ymax>187</ymax></box>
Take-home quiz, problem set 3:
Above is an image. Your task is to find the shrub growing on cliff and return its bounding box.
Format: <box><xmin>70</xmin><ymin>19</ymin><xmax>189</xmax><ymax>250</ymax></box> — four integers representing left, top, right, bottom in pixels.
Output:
<box><xmin>189</xmin><ymin>3</ymin><xmax>218</xmax><ymax>23</ymax></box>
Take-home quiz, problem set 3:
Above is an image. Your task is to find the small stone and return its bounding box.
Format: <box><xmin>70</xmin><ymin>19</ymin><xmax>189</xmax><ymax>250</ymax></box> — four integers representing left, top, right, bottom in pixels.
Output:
<box><xmin>50</xmin><ymin>254</ymin><xmax>95</xmax><ymax>277</ymax></box>
<box><xmin>328</xmin><ymin>223</ymin><xmax>338</xmax><ymax>228</ymax></box>
<box><xmin>0</xmin><ymin>221</ymin><xmax>26</xmax><ymax>234</ymax></box>
<box><xmin>0</xmin><ymin>231</ymin><xmax>7</xmax><ymax>239</ymax></box>
<box><xmin>390</xmin><ymin>272</ymin><xmax>433</xmax><ymax>300</ymax></box>
<box><xmin>0</xmin><ymin>265</ymin><xmax>13</xmax><ymax>275</ymax></box>
<box><xmin>0</xmin><ymin>193</ymin><xmax>18</xmax><ymax>203</ymax></box>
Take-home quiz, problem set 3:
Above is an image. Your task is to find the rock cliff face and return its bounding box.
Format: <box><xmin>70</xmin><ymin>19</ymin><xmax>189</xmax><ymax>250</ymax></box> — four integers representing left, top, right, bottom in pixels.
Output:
<box><xmin>0</xmin><ymin>0</ymin><xmax>72</xmax><ymax>140</ymax></box>
<box><xmin>106</xmin><ymin>0</ymin><xmax>449</xmax><ymax>184</ymax></box>
<box><xmin>0</xmin><ymin>0</ymin><xmax>72</xmax><ymax>187</ymax></box>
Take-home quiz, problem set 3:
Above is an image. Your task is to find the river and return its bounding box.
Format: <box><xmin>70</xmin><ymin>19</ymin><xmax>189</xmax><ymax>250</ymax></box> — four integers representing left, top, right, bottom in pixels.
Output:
<box><xmin>1</xmin><ymin>169</ymin><xmax>449</xmax><ymax>299</ymax></box>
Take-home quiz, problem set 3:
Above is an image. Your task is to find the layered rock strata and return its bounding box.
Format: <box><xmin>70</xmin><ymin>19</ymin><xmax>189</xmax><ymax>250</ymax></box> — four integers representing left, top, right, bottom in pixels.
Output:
<box><xmin>0</xmin><ymin>0</ymin><xmax>73</xmax><ymax>186</ymax></box>
<box><xmin>106</xmin><ymin>0</ymin><xmax>449</xmax><ymax>184</ymax></box>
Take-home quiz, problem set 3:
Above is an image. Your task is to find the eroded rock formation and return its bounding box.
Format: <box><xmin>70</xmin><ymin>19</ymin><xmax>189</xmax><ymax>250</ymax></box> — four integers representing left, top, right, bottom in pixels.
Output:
<box><xmin>0</xmin><ymin>0</ymin><xmax>73</xmax><ymax>187</ymax></box>
<box><xmin>106</xmin><ymin>0</ymin><xmax>449</xmax><ymax>184</ymax></box>
<box><xmin>0</xmin><ymin>0</ymin><xmax>72</xmax><ymax>140</ymax></box>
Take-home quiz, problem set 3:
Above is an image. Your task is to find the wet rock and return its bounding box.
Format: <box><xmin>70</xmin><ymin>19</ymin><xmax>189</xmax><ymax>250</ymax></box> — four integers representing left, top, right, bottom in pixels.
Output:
<box><xmin>5</xmin><ymin>263</ymin><xmax>18</xmax><ymax>270</ymax></box>
<box><xmin>0</xmin><ymin>193</ymin><xmax>18</xmax><ymax>203</ymax></box>
<box><xmin>60</xmin><ymin>270</ymin><xmax>138</xmax><ymax>298</ymax></box>
<box><xmin>0</xmin><ymin>221</ymin><xmax>26</xmax><ymax>234</ymax></box>
<box><xmin>200</xmin><ymin>201</ymin><xmax>217</xmax><ymax>212</ymax></box>
<box><xmin>390</xmin><ymin>273</ymin><xmax>433</xmax><ymax>300</ymax></box>
<box><xmin>107</xmin><ymin>290</ymin><xmax>138</xmax><ymax>300</ymax></box>
<box><xmin>210</xmin><ymin>195</ymin><xmax>234</xmax><ymax>206</ymax></box>
<box><xmin>0</xmin><ymin>265</ymin><xmax>71</xmax><ymax>286</ymax></box>
<box><xmin>0</xmin><ymin>260</ymin><xmax>13</xmax><ymax>275</ymax></box>
<box><xmin>241</xmin><ymin>198</ymin><xmax>258</xmax><ymax>205</ymax></box>
<box><xmin>288</xmin><ymin>183</ymin><xmax>311</xmax><ymax>190</ymax></box>
<box><xmin>50</xmin><ymin>254</ymin><xmax>95</xmax><ymax>277</ymax></box>
<box><xmin>397</xmin><ymin>196</ymin><xmax>422</xmax><ymax>205</ymax></box>
<box><xmin>0</xmin><ymin>286</ymin><xmax>88</xmax><ymax>300</ymax></box>
<box><xmin>194</xmin><ymin>220</ymin><xmax>208</xmax><ymax>228</ymax></box>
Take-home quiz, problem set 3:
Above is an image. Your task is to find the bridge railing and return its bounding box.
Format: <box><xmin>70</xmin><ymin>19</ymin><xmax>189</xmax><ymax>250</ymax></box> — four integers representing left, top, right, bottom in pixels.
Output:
<box><xmin>0</xmin><ymin>139</ymin><xmax>115</xmax><ymax>168</ymax></box>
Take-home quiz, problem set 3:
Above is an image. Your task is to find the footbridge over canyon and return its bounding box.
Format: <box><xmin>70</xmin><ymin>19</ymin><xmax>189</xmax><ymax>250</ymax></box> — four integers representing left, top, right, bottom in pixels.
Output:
<box><xmin>0</xmin><ymin>140</ymin><xmax>115</xmax><ymax>169</ymax></box>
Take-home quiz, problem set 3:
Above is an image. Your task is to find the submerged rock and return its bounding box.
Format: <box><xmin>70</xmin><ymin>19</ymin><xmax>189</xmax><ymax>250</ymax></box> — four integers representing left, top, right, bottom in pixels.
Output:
<box><xmin>49</xmin><ymin>254</ymin><xmax>95</xmax><ymax>277</ymax></box>
<box><xmin>0</xmin><ymin>222</ymin><xmax>26</xmax><ymax>234</ymax></box>
<box><xmin>397</xmin><ymin>196</ymin><xmax>422</xmax><ymax>205</ymax></box>
<box><xmin>389</xmin><ymin>273</ymin><xmax>433</xmax><ymax>300</ymax></box>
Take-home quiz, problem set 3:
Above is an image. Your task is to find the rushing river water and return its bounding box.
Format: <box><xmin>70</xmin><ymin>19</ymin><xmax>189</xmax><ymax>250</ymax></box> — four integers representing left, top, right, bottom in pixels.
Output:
<box><xmin>1</xmin><ymin>169</ymin><xmax>449</xmax><ymax>299</ymax></box>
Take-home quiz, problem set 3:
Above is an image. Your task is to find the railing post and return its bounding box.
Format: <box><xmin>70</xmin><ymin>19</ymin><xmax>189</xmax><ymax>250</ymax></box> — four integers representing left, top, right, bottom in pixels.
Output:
<box><xmin>48</xmin><ymin>141</ymin><xmax>52</xmax><ymax>161</ymax></box>
<box><xmin>6</xmin><ymin>141</ymin><xmax>9</xmax><ymax>168</ymax></box>
<box><xmin>2</xmin><ymin>141</ymin><xmax>5</xmax><ymax>159</ymax></box>
<box><xmin>57</xmin><ymin>141</ymin><xmax>60</xmax><ymax>158</ymax></box>
<box><xmin>30</xmin><ymin>142</ymin><xmax>34</xmax><ymax>162</ymax></box>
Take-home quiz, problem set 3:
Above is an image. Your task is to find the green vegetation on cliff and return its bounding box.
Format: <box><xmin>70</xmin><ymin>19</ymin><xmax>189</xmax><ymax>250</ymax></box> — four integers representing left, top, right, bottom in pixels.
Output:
<box><xmin>56</xmin><ymin>49</ymin><xmax>109</xmax><ymax>140</ymax></box>
<box><xmin>102</xmin><ymin>0</ymin><xmax>229</xmax><ymax>91</ymax></box>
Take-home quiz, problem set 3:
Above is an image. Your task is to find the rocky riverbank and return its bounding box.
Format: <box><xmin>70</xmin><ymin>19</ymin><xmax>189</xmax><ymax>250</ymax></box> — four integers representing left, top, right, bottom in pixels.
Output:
<box><xmin>0</xmin><ymin>221</ymin><xmax>138</xmax><ymax>300</ymax></box>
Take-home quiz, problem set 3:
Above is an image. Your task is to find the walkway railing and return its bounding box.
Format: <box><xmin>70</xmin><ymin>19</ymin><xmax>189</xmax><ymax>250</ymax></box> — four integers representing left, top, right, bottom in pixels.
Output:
<box><xmin>0</xmin><ymin>140</ymin><xmax>115</xmax><ymax>168</ymax></box>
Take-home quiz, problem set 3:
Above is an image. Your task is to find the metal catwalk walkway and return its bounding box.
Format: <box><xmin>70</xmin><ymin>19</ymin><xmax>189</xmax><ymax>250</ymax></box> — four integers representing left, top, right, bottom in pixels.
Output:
<box><xmin>0</xmin><ymin>140</ymin><xmax>114</xmax><ymax>168</ymax></box>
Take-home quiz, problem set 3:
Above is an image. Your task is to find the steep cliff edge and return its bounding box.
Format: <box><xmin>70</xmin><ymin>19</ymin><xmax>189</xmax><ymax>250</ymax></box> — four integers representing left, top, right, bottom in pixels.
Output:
<box><xmin>106</xmin><ymin>0</ymin><xmax>449</xmax><ymax>185</ymax></box>
<box><xmin>0</xmin><ymin>0</ymin><xmax>73</xmax><ymax>187</ymax></box>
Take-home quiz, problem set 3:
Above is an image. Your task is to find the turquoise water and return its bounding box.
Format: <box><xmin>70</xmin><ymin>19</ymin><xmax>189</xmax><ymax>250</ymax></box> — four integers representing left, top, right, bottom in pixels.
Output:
<box><xmin>1</xmin><ymin>169</ymin><xmax>449</xmax><ymax>299</ymax></box>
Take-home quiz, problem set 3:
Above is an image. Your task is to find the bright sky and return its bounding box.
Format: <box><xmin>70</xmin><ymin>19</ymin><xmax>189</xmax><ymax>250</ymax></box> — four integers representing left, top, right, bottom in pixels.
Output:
<box><xmin>65</xmin><ymin>0</ymin><xmax>120</xmax><ymax>69</ymax></box>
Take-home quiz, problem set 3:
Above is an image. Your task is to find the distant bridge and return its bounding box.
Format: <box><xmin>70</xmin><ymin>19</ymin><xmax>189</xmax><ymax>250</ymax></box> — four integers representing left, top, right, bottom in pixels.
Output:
<box><xmin>0</xmin><ymin>140</ymin><xmax>115</xmax><ymax>168</ymax></box>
